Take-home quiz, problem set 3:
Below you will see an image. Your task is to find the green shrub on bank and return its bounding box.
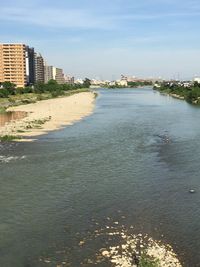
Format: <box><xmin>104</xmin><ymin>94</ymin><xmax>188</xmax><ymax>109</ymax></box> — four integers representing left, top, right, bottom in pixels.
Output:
<box><xmin>154</xmin><ymin>82</ymin><xmax>200</xmax><ymax>104</ymax></box>
<box><xmin>128</xmin><ymin>81</ymin><xmax>153</xmax><ymax>87</ymax></box>
<box><xmin>0</xmin><ymin>78</ymin><xmax>91</xmax><ymax>99</ymax></box>
<box><xmin>0</xmin><ymin>106</ymin><xmax>6</xmax><ymax>113</ymax></box>
<box><xmin>0</xmin><ymin>89</ymin><xmax>10</xmax><ymax>98</ymax></box>
<box><xmin>0</xmin><ymin>135</ymin><xmax>21</xmax><ymax>141</ymax></box>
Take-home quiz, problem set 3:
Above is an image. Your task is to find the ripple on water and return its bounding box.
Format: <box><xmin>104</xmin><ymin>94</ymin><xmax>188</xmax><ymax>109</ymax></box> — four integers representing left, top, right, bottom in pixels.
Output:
<box><xmin>0</xmin><ymin>155</ymin><xmax>26</xmax><ymax>163</ymax></box>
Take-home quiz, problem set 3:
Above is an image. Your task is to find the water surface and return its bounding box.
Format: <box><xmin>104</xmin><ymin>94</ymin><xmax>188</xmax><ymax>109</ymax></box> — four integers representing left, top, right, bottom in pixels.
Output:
<box><xmin>0</xmin><ymin>88</ymin><xmax>200</xmax><ymax>267</ymax></box>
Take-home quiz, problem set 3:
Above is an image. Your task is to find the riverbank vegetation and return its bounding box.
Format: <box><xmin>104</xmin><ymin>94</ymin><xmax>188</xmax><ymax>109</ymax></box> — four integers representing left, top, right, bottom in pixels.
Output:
<box><xmin>0</xmin><ymin>79</ymin><xmax>91</xmax><ymax>109</ymax></box>
<box><xmin>0</xmin><ymin>135</ymin><xmax>22</xmax><ymax>141</ymax></box>
<box><xmin>128</xmin><ymin>81</ymin><xmax>153</xmax><ymax>87</ymax></box>
<box><xmin>108</xmin><ymin>81</ymin><xmax>153</xmax><ymax>89</ymax></box>
<box><xmin>154</xmin><ymin>81</ymin><xmax>200</xmax><ymax>104</ymax></box>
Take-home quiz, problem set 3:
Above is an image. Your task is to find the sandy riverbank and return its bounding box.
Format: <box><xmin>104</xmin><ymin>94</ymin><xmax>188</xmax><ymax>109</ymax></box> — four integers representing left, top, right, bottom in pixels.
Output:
<box><xmin>0</xmin><ymin>92</ymin><xmax>95</xmax><ymax>140</ymax></box>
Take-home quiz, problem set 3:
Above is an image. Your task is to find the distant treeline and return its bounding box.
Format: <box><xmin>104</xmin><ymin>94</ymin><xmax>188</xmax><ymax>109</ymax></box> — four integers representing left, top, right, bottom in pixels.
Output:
<box><xmin>128</xmin><ymin>81</ymin><xmax>153</xmax><ymax>87</ymax></box>
<box><xmin>107</xmin><ymin>81</ymin><xmax>153</xmax><ymax>89</ymax></box>
<box><xmin>154</xmin><ymin>81</ymin><xmax>200</xmax><ymax>104</ymax></box>
<box><xmin>0</xmin><ymin>78</ymin><xmax>91</xmax><ymax>98</ymax></box>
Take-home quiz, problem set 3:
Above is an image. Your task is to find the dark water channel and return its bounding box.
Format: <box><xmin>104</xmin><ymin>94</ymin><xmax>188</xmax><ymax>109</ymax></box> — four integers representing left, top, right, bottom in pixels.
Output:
<box><xmin>0</xmin><ymin>88</ymin><xmax>199</xmax><ymax>266</ymax></box>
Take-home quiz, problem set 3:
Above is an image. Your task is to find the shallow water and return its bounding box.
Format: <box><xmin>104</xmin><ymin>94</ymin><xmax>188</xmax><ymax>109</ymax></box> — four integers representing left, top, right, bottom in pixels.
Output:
<box><xmin>0</xmin><ymin>88</ymin><xmax>200</xmax><ymax>267</ymax></box>
<box><xmin>0</xmin><ymin>111</ymin><xmax>27</xmax><ymax>127</ymax></box>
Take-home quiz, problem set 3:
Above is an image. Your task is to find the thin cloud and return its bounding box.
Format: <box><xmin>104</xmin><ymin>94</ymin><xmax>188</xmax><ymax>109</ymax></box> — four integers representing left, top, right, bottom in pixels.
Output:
<box><xmin>115</xmin><ymin>11</ymin><xmax>200</xmax><ymax>21</ymax></box>
<box><xmin>0</xmin><ymin>7</ymin><xmax>115</xmax><ymax>30</ymax></box>
<box><xmin>1</xmin><ymin>5</ymin><xmax>200</xmax><ymax>30</ymax></box>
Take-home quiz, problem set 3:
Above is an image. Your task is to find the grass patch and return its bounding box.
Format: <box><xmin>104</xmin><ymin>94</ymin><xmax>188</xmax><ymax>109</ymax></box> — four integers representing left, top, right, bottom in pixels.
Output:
<box><xmin>24</xmin><ymin>117</ymin><xmax>50</xmax><ymax>130</ymax></box>
<box><xmin>32</xmin><ymin>118</ymin><xmax>49</xmax><ymax>125</ymax></box>
<box><xmin>64</xmin><ymin>88</ymin><xmax>90</xmax><ymax>97</ymax></box>
<box><xmin>0</xmin><ymin>106</ymin><xmax>6</xmax><ymax>114</ymax></box>
<box><xmin>0</xmin><ymin>135</ymin><xmax>22</xmax><ymax>141</ymax></box>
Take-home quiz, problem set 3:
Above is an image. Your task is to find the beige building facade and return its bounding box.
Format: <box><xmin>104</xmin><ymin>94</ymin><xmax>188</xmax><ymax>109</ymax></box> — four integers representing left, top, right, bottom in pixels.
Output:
<box><xmin>44</xmin><ymin>65</ymin><xmax>65</xmax><ymax>84</ymax></box>
<box><xmin>55</xmin><ymin>68</ymin><xmax>65</xmax><ymax>84</ymax></box>
<box><xmin>44</xmin><ymin>65</ymin><xmax>56</xmax><ymax>83</ymax></box>
<box><xmin>0</xmin><ymin>43</ymin><xmax>27</xmax><ymax>87</ymax></box>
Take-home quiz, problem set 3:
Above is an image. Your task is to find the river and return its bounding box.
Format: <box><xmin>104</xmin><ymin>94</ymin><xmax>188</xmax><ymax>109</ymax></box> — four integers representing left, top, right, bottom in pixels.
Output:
<box><xmin>0</xmin><ymin>88</ymin><xmax>199</xmax><ymax>267</ymax></box>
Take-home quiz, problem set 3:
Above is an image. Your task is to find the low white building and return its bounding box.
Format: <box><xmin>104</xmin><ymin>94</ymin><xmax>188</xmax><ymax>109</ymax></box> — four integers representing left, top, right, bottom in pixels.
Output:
<box><xmin>109</xmin><ymin>81</ymin><xmax>116</xmax><ymax>86</ymax></box>
<box><xmin>116</xmin><ymin>80</ymin><xmax>128</xmax><ymax>87</ymax></box>
<box><xmin>75</xmin><ymin>79</ymin><xmax>84</xmax><ymax>85</ymax></box>
<box><xmin>194</xmin><ymin>77</ymin><xmax>200</xmax><ymax>84</ymax></box>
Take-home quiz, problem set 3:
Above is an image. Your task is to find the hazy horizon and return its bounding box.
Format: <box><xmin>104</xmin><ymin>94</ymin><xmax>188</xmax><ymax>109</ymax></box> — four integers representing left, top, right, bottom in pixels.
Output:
<box><xmin>1</xmin><ymin>0</ymin><xmax>200</xmax><ymax>80</ymax></box>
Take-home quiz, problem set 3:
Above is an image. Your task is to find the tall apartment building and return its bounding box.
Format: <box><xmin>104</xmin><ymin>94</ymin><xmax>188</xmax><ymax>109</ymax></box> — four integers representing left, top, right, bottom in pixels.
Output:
<box><xmin>34</xmin><ymin>53</ymin><xmax>45</xmax><ymax>83</ymax></box>
<box><xmin>65</xmin><ymin>75</ymin><xmax>75</xmax><ymax>84</ymax></box>
<box><xmin>44</xmin><ymin>66</ymin><xmax>65</xmax><ymax>84</ymax></box>
<box><xmin>0</xmin><ymin>43</ymin><xmax>27</xmax><ymax>87</ymax></box>
<box><xmin>44</xmin><ymin>65</ymin><xmax>56</xmax><ymax>83</ymax></box>
<box><xmin>26</xmin><ymin>47</ymin><xmax>35</xmax><ymax>85</ymax></box>
<box><xmin>55</xmin><ymin>68</ymin><xmax>65</xmax><ymax>84</ymax></box>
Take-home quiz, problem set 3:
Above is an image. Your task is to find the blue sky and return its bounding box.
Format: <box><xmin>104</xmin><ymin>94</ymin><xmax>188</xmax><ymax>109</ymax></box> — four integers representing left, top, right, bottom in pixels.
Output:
<box><xmin>1</xmin><ymin>0</ymin><xmax>200</xmax><ymax>80</ymax></box>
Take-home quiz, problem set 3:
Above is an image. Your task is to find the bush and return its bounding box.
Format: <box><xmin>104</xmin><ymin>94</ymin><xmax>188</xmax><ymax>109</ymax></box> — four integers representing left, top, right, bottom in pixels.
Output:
<box><xmin>0</xmin><ymin>135</ymin><xmax>21</xmax><ymax>141</ymax></box>
<box><xmin>0</xmin><ymin>89</ymin><xmax>9</xmax><ymax>98</ymax></box>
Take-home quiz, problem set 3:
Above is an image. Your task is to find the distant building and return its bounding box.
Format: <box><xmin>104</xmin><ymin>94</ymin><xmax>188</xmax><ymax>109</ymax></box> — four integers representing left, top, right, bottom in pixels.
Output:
<box><xmin>116</xmin><ymin>79</ymin><xmax>128</xmax><ymax>87</ymax></box>
<box><xmin>0</xmin><ymin>43</ymin><xmax>27</xmax><ymax>87</ymax></box>
<box><xmin>121</xmin><ymin>75</ymin><xmax>137</xmax><ymax>82</ymax></box>
<box><xmin>44</xmin><ymin>65</ymin><xmax>56</xmax><ymax>83</ymax></box>
<box><xmin>34</xmin><ymin>53</ymin><xmax>45</xmax><ymax>83</ymax></box>
<box><xmin>26</xmin><ymin>46</ymin><xmax>35</xmax><ymax>85</ymax></box>
<box><xmin>55</xmin><ymin>68</ymin><xmax>65</xmax><ymax>84</ymax></box>
<box><xmin>194</xmin><ymin>77</ymin><xmax>200</xmax><ymax>84</ymax></box>
<box><xmin>90</xmin><ymin>79</ymin><xmax>109</xmax><ymax>86</ymax></box>
<box><xmin>0</xmin><ymin>43</ymin><xmax>71</xmax><ymax>87</ymax></box>
<box><xmin>109</xmin><ymin>81</ymin><xmax>116</xmax><ymax>86</ymax></box>
<box><xmin>44</xmin><ymin>66</ymin><xmax>65</xmax><ymax>84</ymax></box>
<box><xmin>65</xmin><ymin>75</ymin><xmax>75</xmax><ymax>84</ymax></box>
<box><xmin>75</xmin><ymin>79</ymin><xmax>84</xmax><ymax>85</ymax></box>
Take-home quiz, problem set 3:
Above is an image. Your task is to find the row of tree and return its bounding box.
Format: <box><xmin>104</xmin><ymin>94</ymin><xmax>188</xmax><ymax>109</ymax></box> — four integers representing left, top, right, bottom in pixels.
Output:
<box><xmin>0</xmin><ymin>79</ymin><xmax>91</xmax><ymax>98</ymax></box>
<box><xmin>108</xmin><ymin>81</ymin><xmax>153</xmax><ymax>89</ymax></box>
<box><xmin>128</xmin><ymin>81</ymin><xmax>153</xmax><ymax>87</ymax></box>
<box><xmin>154</xmin><ymin>82</ymin><xmax>200</xmax><ymax>104</ymax></box>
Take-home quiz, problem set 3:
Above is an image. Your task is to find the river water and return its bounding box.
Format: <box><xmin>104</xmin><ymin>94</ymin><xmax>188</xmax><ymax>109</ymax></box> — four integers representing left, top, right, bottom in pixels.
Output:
<box><xmin>0</xmin><ymin>88</ymin><xmax>199</xmax><ymax>267</ymax></box>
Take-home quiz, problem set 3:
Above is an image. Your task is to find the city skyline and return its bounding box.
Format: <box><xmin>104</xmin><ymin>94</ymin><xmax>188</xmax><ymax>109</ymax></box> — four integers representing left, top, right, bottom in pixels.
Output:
<box><xmin>1</xmin><ymin>0</ymin><xmax>200</xmax><ymax>80</ymax></box>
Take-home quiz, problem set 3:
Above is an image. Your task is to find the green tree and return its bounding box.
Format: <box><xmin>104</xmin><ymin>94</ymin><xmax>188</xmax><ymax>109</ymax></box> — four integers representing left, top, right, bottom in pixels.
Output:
<box><xmin>83</xmin><ymin>78</ymin><xmax>91</xmax><ymax>88</ymax></box>
<box><xmin>2</xmin><ymin>81</ymin><xmax>16</xmax><ymax>95</ymax></box>
<box><xmin>0</xmin><ymin>88</ymin><xmax>9</xmax><ymax>98</ymax></box>
<box><xmin>2</xmin><ymin>81</ymin><xmax>16</xmax><ymax>90</ymax></box>
<box><xmin>34</xmin><ymin>82</ymin><xmax>45</xmax><ymax>93</ymax></box>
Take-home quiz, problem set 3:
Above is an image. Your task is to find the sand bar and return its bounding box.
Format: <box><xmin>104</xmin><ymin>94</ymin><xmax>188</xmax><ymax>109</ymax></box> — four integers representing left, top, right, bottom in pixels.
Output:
<box><xmin>0</xmin><ymin>92</ymin><xmax>95</xmax><ymax>140</ymax></box>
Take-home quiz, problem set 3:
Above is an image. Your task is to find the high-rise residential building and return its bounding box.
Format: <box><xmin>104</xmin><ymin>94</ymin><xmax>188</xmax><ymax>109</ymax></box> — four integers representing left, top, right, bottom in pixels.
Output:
<box><xmin>44</xmin><ymin>65</ymin><xmax>65</xmax><ymax>84</ymax></box>
<box><xmin>0</xmin><ymin>43</ymin><xmax>27</xmax><ymax>87</ymax></box>
<box><xmin>26</xmin><ymin>46</ymin><xmax>35</xmax><ymax>85</ymax></box>
<box><xmin>34</xmin><ymin>53</ymin><xmax>45</xmax><ymax>83</ymax></box>
<box><xmin>55</xmin><ymin>68</ymin><xmax>65</xmax><ymax>84</ymax></box>
<box><xmin>0</xmin><ymin>43</ymin><xmax>66</xmax><ymax>87</ymax></box>
<box><xmin>65</xmin><ymin>75</ymin><xmax>75</xmax><ymax>84</ymax></box>
<box><xmin>44</xmin><ymin>65</ymin><xmax>56</xmax><ymax>83</ymax></box>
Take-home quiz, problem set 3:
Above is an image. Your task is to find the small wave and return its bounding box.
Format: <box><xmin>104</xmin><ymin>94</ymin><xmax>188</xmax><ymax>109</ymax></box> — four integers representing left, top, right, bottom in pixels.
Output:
<box><xmin>0</xmin><ymin>155</ymin><xmax>26</xmax><ymax>163</ymax></box>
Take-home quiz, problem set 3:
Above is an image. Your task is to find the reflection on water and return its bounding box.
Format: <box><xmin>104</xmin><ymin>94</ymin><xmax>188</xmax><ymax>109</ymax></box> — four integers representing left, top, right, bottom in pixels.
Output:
<box><xmin>0</xmin><ymin>111</ymin><xmax>27</xmax><ymax>127</ymax></box>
